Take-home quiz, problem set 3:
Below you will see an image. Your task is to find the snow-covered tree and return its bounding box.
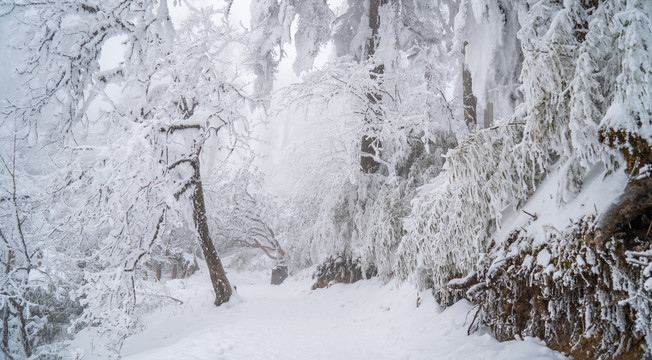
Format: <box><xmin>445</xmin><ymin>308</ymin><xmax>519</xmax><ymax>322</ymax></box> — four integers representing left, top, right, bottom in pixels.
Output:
<box><xmin>0</xmin><ymin>1</ymin><xmax>164</xmax><ymax>356</ymax></box>
<box><xmin>395</xmin><ymin>0</ymin><xmax>610</xmax><ymax>291</ymax></box>
<box><xmin>1</xmin><ymin>1</ymin><xmax>256</xmax><ymax>355</ymax></box>
<box><xmin>595</xmin><ymin>0</ymin><xmax>652</xmax><ymax>246</ymax></box>
<box><xmin>209</xmin><ymin>167</ymin><xmax>286</xmax><ymax>264</ymax></box>
<box><xmin>275</xmin><ymin>50</ymin><xmax>459</xmax><ymax>275</ymax></box>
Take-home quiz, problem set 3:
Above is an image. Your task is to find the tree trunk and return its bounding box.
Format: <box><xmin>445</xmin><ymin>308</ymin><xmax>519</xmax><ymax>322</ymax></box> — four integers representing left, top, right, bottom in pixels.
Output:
<box><xmin>366</xmin><ymin>0</ymin><xmax>386</xmax><ymax>58</ymax></box>
<box><xmin>592</xmin><ymin>176</ymin><xmax>652</xmax><ymax>249</ymax></box>
<box><xmin>483</xmin><ymin>102</ymin><xmax>494</xmax><ymax>129</ymax></box>
<box><xmin>360</xmin><ymin>0</ymin><xmax>388</xmax><ymax>173</ymax></box>
<box><xmin>10</xmin><ymin>300</ymin><xmax>30</xmax><ymax>358</ymax></box>
<box><xmin>155</xmin><ymin>263</ymin><xmax>162</xmax><ymax>281</ymax></box>
<box><xmin>1</xmin><ymin>306</ymin><xmax>8</xmax><ymax>353</ymax></box>
<box><xmin>1</xmin><ymin>250</ymin><xmax>11</xmax><ymax>352</ymax></box>
<box><xmin>462</xmin><ymin>41</ymin><xmax>477</xmax><ymax>129</ymax></box>
<box><xmin>190</xmin><ymin>157</ymin><xmax>232</xmax><ymax>306</ymax></box>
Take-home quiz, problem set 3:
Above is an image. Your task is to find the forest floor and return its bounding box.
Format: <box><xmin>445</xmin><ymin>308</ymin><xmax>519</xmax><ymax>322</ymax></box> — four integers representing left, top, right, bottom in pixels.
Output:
<box><xmin>73</xmin><ymin>266</ymin><xmax>567</xmax><ymax>360</ymax></box>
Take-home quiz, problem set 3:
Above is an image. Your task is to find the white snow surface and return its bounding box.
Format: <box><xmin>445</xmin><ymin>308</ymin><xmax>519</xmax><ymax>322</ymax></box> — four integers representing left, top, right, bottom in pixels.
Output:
<box><xmin>73</xmin><ymin>267</ymin><xmax>566</xmax><ymax>360</ymax></box>
<box><xmin>494</xmin><ymin>162</ymin><xmax>627</xmax><ymax>247</ymax></box>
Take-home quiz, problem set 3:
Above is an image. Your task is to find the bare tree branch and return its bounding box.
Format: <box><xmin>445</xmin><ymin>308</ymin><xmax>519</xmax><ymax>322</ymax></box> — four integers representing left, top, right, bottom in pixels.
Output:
<box><xmin>124</xmin><ymin>210</ymin><xmax>165</xmax><ymax>272</ymax></box>
<box><xmin>174</xmin><ymin>180</ymin><xmax>196</xmax><ymax>200</ymax></box>
<box><xmin>159</xmin><ymin>124</ymin><xmax>202</xmax><ymax>133</ymax></box>
<box><xmin>168</xmin><ymin>158</ymin><xmax>194</xmax><ymax>170</ymax></box>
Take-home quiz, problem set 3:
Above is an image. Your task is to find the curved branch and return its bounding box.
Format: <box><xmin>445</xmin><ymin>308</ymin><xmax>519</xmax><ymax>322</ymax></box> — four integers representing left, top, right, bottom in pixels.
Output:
<box><xmin>235</xmin><ymin>239</ymin><xmax>280</xmax><ymax>260</ymax></box>
<box><xmin>168</xmin><ymin>158</ymin><xmax>194</xmax><ymax>170</ymax></box>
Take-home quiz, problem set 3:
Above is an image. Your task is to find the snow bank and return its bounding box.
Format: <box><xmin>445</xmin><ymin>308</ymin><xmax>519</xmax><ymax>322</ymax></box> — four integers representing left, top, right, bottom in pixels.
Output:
<box><xmin>494</xmin><ymin>162</ymin><xmax>627</xmax><ymax>247</ymax></box>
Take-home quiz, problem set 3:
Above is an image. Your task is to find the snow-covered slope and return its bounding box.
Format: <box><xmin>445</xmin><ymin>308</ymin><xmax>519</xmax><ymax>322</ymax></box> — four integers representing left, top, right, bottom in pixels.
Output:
<box><xmin>72</xmin><ymin>267</ymin><xmax>566</xmax><ymax>360</ymax></box>
<box><xmin>493</xmin><ymin>162</ymin><xmax>627</xmax><ymax>248</ymax></box>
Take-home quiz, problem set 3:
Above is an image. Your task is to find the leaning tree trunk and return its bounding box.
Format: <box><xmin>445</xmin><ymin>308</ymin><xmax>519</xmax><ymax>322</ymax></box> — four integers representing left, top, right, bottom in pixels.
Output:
<box><xmin>190</xmin><ymin>156</ymin><xmax>232</xmax><ymax>306</ymax></box>
<box><xmin>593</xmin><ymin>175</ymin><xmax>652</xmax><ymax>248</ymax></box>
<box><xmin>595</xmin><ymin>120</ymin><xmax>652</xmax><ymax>248</ymax></box>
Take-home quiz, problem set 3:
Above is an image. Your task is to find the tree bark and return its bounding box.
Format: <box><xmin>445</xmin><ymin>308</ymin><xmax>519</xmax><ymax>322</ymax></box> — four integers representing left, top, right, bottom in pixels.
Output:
<box><xmin>366</xmin><ymin>0</ymin><xmax>386</xmax><ymax>58</ymax></box>
<box><xmin>1</xmin><ymin>307</ymin><xmax>8</xmax><ymax>354</ymax></box>
<box><xmin>1</xmin><ymin>250</ymin><xmax>11</xmax><ymax>352</ymax></box>
<box><xmin>483</xmin><ymin>102</ymin><xmax>494</xmax><ymax>129</ymax></box>
<box><xmin>190</xmin><ymin>157</ymin><xmax>232</xmax><ymax>306</ymax></box>
<box><xmin>360</xmin><ymin>0</ymin><xmax>388</xmax><ymax>173</ymax></box>
<box><xmin>462</xmin><ymin>41</ymin><xmax>477</xmax><ymax>129</ymax></box>
<box><xmin>9</xmin><ymin>299</ymin><xmax>30</xmax><ymax>358</ymax></box>
<box><xmin>155</xmin><ymin>263</ymin><xmax>162</xmax><ymax>281</ymax></box>
<box><xmin>592</xmin><ymin>176</ymin><xmax>652</xmax><ymax>249</ymax></box>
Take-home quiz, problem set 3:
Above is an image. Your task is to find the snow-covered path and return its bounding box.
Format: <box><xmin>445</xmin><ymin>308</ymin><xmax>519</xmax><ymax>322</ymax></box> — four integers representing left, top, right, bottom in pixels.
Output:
<box><xmin>112</xmin><ymin>269</ymin><xmax>565</xmax><ymax>360</ymax></box>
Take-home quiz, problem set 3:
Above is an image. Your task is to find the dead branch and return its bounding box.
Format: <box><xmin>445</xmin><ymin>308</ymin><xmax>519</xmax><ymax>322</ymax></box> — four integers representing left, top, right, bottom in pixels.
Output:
<box><xmin>522</xmin><ymin>210</ymin><xmax>538</xmax><ymax>220</ymax></box>
<box><xmin>159</xmin><ymin>124</ymin><xmax>202</xmax><ymax>133</ymax></box>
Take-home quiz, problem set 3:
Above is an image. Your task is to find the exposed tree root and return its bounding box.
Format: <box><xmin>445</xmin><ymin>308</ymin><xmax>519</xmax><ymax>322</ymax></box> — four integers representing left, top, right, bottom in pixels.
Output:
<box><xmin>592</xmin><ymin>176</ymin><xmax>652</xmax><ymax>249</ymax></box>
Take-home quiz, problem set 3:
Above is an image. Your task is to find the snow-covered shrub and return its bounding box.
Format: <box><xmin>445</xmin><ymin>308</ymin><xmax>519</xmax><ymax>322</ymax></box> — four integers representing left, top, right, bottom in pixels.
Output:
<box><xmin>311</xmin><ymin>255</ymin><xmax>377</xmax><ymax>290</ymax></box>
<box><xmin>626</xmin><ymin>249</ymin><xmax>652</xmax><ymax>350</ymax></box>
<box><xmin>397</xmin><ymin>124</ymin><xmax>525</xmax><ymax>298</ymax></box>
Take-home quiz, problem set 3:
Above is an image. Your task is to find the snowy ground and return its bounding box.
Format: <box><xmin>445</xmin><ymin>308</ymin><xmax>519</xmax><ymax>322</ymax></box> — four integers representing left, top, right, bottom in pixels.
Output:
<box><xmin>73</xmin><ymin>267</ymin><xmax>567</xmax><ymax>360</ymax></box>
